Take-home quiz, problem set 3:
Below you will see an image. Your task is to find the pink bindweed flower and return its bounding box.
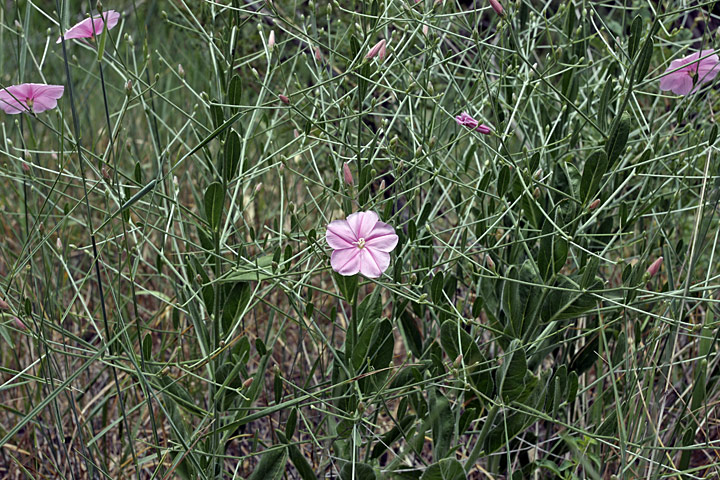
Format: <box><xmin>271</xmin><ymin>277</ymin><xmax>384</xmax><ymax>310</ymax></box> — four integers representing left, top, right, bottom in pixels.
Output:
<box><xmin>659</xmin><ymin>50</ymin><xmax>720</xmax><ymax>96</ymax></box>
<box><xmin>57</xmin><ymin>10</ymin><xmax>120</xmax><ymax>43</ymax></box>
<box><xmin>366</xmin><ymin>39</ymin><xmax>387</xmax><ymax>61</ymax></box>
<box><xmin>0</xmin><ymin>83</ymin><xmax>64</xmax><ymax>114</ymax></box>
<box><xmin>455</xmin><ymin>112</ymin><xmax>492</xmax><ymax>135</ymax></box>
<box><xmin>326</xmin><ymin>211</ymin><xmax>398</xmax><ymax>278</ymax></box>
<box><xmin>343</xmin><ymin>162</ymin><xmax>354</xmax><ymax>185</ymax></box>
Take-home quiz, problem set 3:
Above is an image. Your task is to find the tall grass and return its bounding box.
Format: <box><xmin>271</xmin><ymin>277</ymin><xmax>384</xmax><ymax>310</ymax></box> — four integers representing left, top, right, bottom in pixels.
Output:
<box><xmin>1</xmin><ymin>0</ymin><xmax>719</xmax><ymax>478</ymax></box>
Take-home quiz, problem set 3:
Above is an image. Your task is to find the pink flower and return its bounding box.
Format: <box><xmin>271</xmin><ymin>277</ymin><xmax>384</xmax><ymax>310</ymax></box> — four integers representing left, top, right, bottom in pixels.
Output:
<box><xmin>57</xmin><ymin>10</ymin><xmax>120</xmax><ymax>43</ymax></box>
<box><xmin>0</xmin><ymin>83</ymin><xmax>64</xmax><ymax>114</ymax></box>
<box><xmin>326</xmin><ymin>211</ymin><xmax>398</xmax><ymax>278</ymax></box>
<box><xmin>366</xmin><ymin>39</ymin><xmax>387</xmax><ymax>61</ymax></box>
<box><xmin>489</xmin><ymin>0</ymin><xmax>504</xmax><ymax>15</ymax></box>
<box><xmin>455</xmin><ymin>112</ymin><xmax>492</xmax><ymax>135</ymax></box>
<box><xmin>659</xmin><ymin>50</ymin><xmax>720</xmax><ymax>96</ymax></box>
<box><xmin>343</xmin><ymin>162</ymin><xmax>354</xmax><ymax>185</ymax></box>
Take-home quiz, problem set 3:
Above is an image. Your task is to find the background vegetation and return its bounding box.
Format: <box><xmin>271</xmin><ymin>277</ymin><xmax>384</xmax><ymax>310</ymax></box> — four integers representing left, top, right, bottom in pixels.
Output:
<box><xmin>1</xmin><ymin>0</ymin><xmax>719</xmax><ymax>478</ymax></box>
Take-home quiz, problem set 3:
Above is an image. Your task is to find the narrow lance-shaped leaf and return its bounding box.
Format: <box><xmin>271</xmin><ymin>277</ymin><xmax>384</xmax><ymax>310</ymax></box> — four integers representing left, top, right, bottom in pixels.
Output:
<box><xmin>204</xmin><ymin>182</ymin><xmax>225</xmax><ymax>231</ymax></box>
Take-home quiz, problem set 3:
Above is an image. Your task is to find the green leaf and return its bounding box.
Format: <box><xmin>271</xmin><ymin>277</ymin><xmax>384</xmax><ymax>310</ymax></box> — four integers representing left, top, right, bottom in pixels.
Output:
<box><xmin>497</xmin><ymin>165</ymin><xmax>511</xmax><ymax>197</ymax></box>
<box><xmin>420</xmin><ymin>458</ymin><xmax>466</xmax><ymax>480</ymax></box>
<box><xmin>431</xmin><ymin>393</ymin><xmax>453</xmax><ymax>459</ymax></box>
<box><xmin>497</xmin><ymin>339</ymin><xmax>527</xmax><ymax>401</ymax></box>
<box><xmin>605</xmin><ymin>114</ymin><xmax>631</xmax><ymax>167</ymax></box>
<box><xmin>228</xmin><ymin>74</ymin><xmax>243</xmax><ymax>106</ymax></box>
<box><xmin>142</xmin><ymin>333</ymin><xmax>152</xmax><ymax>360</ymax></box>
<box><xmin>371</xmin><ymin>414</ymin><xmax>416</xmax><ymax>459</ymax></box>
<box><xmin>341</xmin><ymin>462</ymin><xmax>376</xmax><ymax>480</ymax></box>
<box><xmin>220</xmin><ymin>255</ymin><xmax>274</xmax><ymax>282</ymax></box>
<box><xmin>431</xmin><ymin>272</ymin><xmax>444</xmax><ymax>304</ymax></box>
<box><xmin>439</xmin><ymin>320</ymin><xmax>493</xmax><ymax>396</ymax></box>
<box><xmin>204</xmin><ymin>182</ymin><xmax>225</xmax><ymax>231</ymax></box>
<box><xmin>210</xmin><ymin>100</ymin><xmax>224</xmax><ymax>129</ymax></box>
<box><xmin>628</xmin><ymin>15</ymin><xmax>643</xmax><ymax>58</ymax></box>
<box><xmin>222</xmin><ymin>282</ymin><xmax>251</xmax><ymax>335</ymax></box>
<box><xmin>597</xmin><ymin>79</ymin><xmax>614</xmax><ymax>131</ymax></box>
<box><xmin>223</xmin><ymin>129</ymin><xmax>242</xmax><ymax>181</ymax></box>
<box><xmin>248</xmin><ymin>447</ymin><xmax>288</xmax><ymax>480</ymax></box>
<box><xmin>580</xmin><ymin>151</ymin><xmax>608</xmax><ymax>205</ymax></box>
<box><xmin>635</xmin><ymin>34</ymin><xmax>653</xmax><ymax>83</ymax></box>
<box><xmin>285</xmin><ymin>408</ymin><xmax>298</xmax><ymax>439</ymax></box>
<box><xmin>288</xmin><ymin>443</ymin><xmax>316</xmax><ymax>480</ymax></box>
<box><xmin>538</xmin><ymin>216</ymin><xmax>569</xmax><ymax>281</ymax></box>
<box><xmin>399</xmin><ymin>310</ymin><xmax>423</xmax><ymax>358</ymax></box>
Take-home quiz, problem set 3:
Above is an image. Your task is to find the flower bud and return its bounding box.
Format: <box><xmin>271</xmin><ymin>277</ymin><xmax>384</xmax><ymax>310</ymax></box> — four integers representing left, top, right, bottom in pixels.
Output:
<box><xmin>489</xmin><ymin>0</ymin><xmax>504</xmax><ymax>16</ymax></box>
<box><xmin>279</xmin><ymin>94</ymin><xmax>290</xmax><ymax>104</ymax></box>
<box><xmin>453</xmin><ymin>354</ymin><xmax>463</xmax><ymax>368</ymax></box>
<box><xmin>647</xmin><ymin>257</ymin><xmax>663</xmax><ymax>278</ymax></box>
<box><xmin>366</xmin><ymin>39</ymin><xmax>387</xmax><ymax>60</ymax></box>
<box><xmin>178</xmin><ymin>63</ymin><xmax>185</xmax><ymax>78</ymax></box>
<box><xmin>242</xmin><ymin>377</ymin><xmax>254</xmax><ymax>389</ymax></box>
<box><xmin>268</xmin><ymin>30</ymin><xmax>275</xmax><ymax>50</ymax></box>
<box><xmin>343</xmin><ymin>162</ymin><xmax>354</xmax><ymax>185</ymax></box>
<box><xmin>0</xmin><ymin>298</ymin><xmax>9</xmax><ymax>310</ymax></box>
<box><xmin>589</xmin><ymin>198</ymin><xmax>601</xmax><ymax>210</ymax></box>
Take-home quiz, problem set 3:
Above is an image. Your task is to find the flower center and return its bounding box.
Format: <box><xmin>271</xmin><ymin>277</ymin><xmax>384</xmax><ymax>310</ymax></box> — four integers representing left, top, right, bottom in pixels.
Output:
<box><xmin>355</xmin><ymin>238</ymin><xmax>366</xmax><ymax>249</ymax></box>
<box><xmin>26</xmin><ymin>98</ymin><xmax>34</xmax><ymax>109</ymax></box>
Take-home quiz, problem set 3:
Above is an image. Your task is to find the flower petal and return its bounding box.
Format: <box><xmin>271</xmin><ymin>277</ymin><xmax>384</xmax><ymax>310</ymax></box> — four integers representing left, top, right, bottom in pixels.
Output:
<box><xmin>698</xmin><ymin>56</ymin><xmax>720</xmax><ymax>83</ymax></box>
<box><xmin>0</xmin><ymin>86</ymin><xmax>29</xmax><ymax>114</ymax></box>
<box><xmin>57</xmin><ymin>11</ymin><xmax>120</xmax><ymax>43</ymax></box>
<box><xmin>659</xmin><ymin>71</ymin><xmax>684</xmax><ymax>91</ymax></box>
<box><xmin>359</xmin><ymin>249</ymin><xmax>390</xmax><ymax>278</ymax></box>
<box><xmin>331</xmin><ymin>248</ymin><xmax>362</xmax><ymax>276</ymax></box>
<box><xmin>326</xmin><ymin>219</ymin><xmax>356</xmax><ymax>249</ymax></box>
<box><xmin>365</xmin><ymin>221</ymin><xmax>398</xmax><ymax>252</ymax></box>
<box><xmin>346</xmin><ymin>211</ymin><xmax>379</xmax><ymax>239</ymax></box>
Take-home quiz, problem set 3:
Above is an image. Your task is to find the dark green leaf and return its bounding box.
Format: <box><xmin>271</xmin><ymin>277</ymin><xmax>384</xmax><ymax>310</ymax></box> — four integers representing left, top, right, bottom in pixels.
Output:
<box><xmin>628</xmin><ymin>15</ymin><xmax>643</xmax><ymax>58</ymax></box>
<box><xmin>497</xmin><ymin>339</ymin><xmax>527</xmax><ymax>401</ymax></box>
<box><xmin>420</xmin><ymin>458</ymin><xmax>466</xmax><ymax>480</ymax></box>
<box><xmin>605</xmin><ymin>114</ymin><xmax>631</xmax><ymax>167</ymax></box>
<box><xmin>247</xmin><ymin>447</ymin><xmax>288</xmax><ymax>480</ymax></box>
<box><xmin>228</xmin><ymin>74</ymin><xmax>242</xmax><ymax>106</ymax></box>
<box><xmin>580</xmin><ymin>151</ymin><xmax>608</xmax><ymax>205</ymax></box>
<box><xmin>204</xmin><ymin>182</ymin><xmax>225</xmax><ymax>231</ymax></box>
<box><xmin>341</xmin><ymin>462</ymin><xmax>376</xmax><ymax>480</ymax></box>
<box><xmin>223</xmin><ymin>129</ymin><xmax>242</xmax><ymax>181</ymax></box>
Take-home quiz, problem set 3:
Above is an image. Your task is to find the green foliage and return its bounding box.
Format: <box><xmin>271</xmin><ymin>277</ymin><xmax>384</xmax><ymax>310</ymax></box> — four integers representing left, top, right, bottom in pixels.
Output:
<box><xmin>1</xmin><ymin>1</ymin><xmax>718</xmax><ymax>479</ymax></box>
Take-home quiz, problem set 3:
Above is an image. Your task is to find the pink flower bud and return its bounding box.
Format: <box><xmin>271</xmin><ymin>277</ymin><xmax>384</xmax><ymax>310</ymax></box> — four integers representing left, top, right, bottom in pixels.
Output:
<box><xmin>279</xmin><ymin>94</ymin><xmax>290</xmax><ymax>104</ymax></box>
<box><xmin>14</xmin><ymin>317</ymin><xmax>26</xmax><ymax>330</ymax></box>
<box><xmin>422</xmin><ymin>24</ymin><xmax>429</xmax><ymax>36</ymax></box>
<box><xmin>589</xmin><ymin>199</ymin><xmax>601</xmax><ymax>210</ymax></box>
<box><xmin>476</xmin><ymin>124</ymin><xmax>492</xmax><ymax>135</ymax></box>
<box><xmin>0</xmin><ymin>298</ymin><xmax>9</xmax><ymax>310</ymax></box>
<box><xmin>268</xmin><ymin>30</ymin><xmax>275</xmax><ymax>50</ymax></box>
<box><xmin>647</xmin><ymin>257</ymin><xmax>663</xmax><ymax>278</ymax></box>
<box><xmin>489</xmin><ymin>0</ymin><xmax>504</xmax><ymax>15</ymax></box>
<box><xmin>314</xmin><ymin>46</ymin><xmax>322</xmax><ymax>61</ymax></box>
<box><xmin>366</xmin><ymin>39</ymin><xmax>387</xmax><ymax>60</ymax></box>
<box><xmin>343</xmin><ymin>162</ymin><xmax>354</xmax><ymax>185</ymax></box>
